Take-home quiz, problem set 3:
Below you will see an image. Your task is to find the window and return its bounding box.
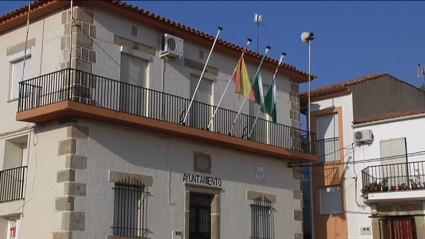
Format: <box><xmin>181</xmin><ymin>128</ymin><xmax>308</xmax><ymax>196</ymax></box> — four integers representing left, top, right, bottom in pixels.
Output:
<box><xmin>189</xmin><ymin>193</ymin><xmax>212</xmax><ymax>239</ymax></box>
<box><xmin>380</xmin><ymin>138</ymin><xmax>407</xmax><ymax>164</ymax></box>
<box><xmin>250</xmin><ymin>197</ymin><xmax>275</xmax><ymax>239</ymax></box>
<box><xmin>4</xmin><ymin>135</ymin><xmax>28</xmax><ymax>169</ymax></box>
<box><xmin>10</xmin><ymin>51</ymin><xmax>32</xmax><ymax>100</ymax></box>
<box><xmin>319</xmin><ymin>186</ymin><xmax>342</xmax><ymax>214</ymax></box>
<box><xmin>112</xmin><ymin>184</ymin><xmax>148</xmax><ymax>238</ymax></box>
<box><xmin>380</xmin><ymin>217</ymin><xmax>417</xmax><ymax>239</ymax></box>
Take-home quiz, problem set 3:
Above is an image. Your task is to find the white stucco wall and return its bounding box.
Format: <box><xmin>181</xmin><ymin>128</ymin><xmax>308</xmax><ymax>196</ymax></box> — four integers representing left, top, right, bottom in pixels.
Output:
<box><xmin>344</xmin><ymin>115</ymin><xmax>425</xmax><ymax>239</ymax></box>
<box><xmin>71</xmin><ymin>119</ymin><xmax>301</xmax><ymax>239</ymax></box>
<box><xmin>311</xmin><ymin>94</ymin><xmax>375</xmax><ymax>239</ymax></box>
<box><xmin>0</xmin><ymin>123</ymin><xmax>67</xmax><ymax>239</ymax></box>
<box><xmin>0</xmin><ymin>3</ymin><xmax>305</xmax><ymax>239</ymax></box>
<box><xmin>0</xmin><ymin>9</ymin><xmax>64</xmax><ymax>138</ymax></box>
<box><xmin>91</xmin><ymin>7</ymin><xmax>293</xmax><ymax>126</ymax></box>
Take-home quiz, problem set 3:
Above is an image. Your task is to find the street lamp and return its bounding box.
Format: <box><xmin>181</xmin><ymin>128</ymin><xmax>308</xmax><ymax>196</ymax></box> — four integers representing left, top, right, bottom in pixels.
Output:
<box><xmin>301</xmin><ymin>32</ymin><xmax>315</xmax><ymax>134</ymax></box>
<box><xmin>301</xmin><ymin>31</ymin><xmax>315</xmax><ymax>239</ymax></box>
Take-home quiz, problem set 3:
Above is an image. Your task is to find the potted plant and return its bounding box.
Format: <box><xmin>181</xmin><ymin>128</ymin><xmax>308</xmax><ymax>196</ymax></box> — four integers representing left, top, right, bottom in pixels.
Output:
<box><xmin>401</xmin><ymin>183</ymin><xmax>408</xmax><ymax>190</ymax></box>
<box><xmin>410</xmin><ymin>177</ymin><xmax>421</xmax><ymax>189</ymax></box>
<box><xmin>397</xmin><ymin>184</ymin><xmax>403</xmax><ymax>190</ymax></box>
<box><xmin>373</xmin><ymin>181</ymin><xmax>381</xmax><ymax>192</ymax></box>
<box><xmin>361</xmin><ymin>184</ymin><xmax>371</xmax><ymax>199</ymax></box>
<box><xmin>390</xmin><ymin>185</ymin><xmax>397</xmax><ymax>191</ymax></box>
<box><xmin>381</xmin><ymin>178</ymin><xmax>389</xmax><ymax>192</ymax></box>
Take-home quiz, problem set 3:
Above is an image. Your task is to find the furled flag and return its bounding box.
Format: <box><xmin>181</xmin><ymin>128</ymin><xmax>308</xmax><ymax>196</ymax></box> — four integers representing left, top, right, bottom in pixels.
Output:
<box><xmin>265</xmin><ymin>53</ymin><xmax>285</xmax><ymax>124</ymax></box>
<box><xmin>264</xmin><ymin>79</ymin><xmax>277</xmax><ymax>123</ymax></box>
<box><xmin>231</xmin><ymin>55</ymin><xmax>255</xmax><ymax>100</ymax></box>
<box><xmin>252</xmin><ymin>53</ymin><xmax>269</xmax><ymax>111</ymax></box>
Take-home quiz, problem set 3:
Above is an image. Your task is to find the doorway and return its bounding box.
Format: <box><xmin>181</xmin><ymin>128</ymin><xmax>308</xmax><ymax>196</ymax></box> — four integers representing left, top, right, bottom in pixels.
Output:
<box><xmin>189</xmin><ymin>193</ymin><xmax>212</xmax><ymax>239</ymax></box>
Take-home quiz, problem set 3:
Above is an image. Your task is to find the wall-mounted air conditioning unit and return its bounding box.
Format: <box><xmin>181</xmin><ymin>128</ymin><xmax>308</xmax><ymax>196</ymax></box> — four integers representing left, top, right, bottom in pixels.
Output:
<box><xmin>160</xmin><ymin>33</ymin><xmax>183</xmax><ymax>58</ymax></box>
<box><xmin>354</xmin><ymin>129</ymin><xmax>373</xmax><ymax>145</ymax></box>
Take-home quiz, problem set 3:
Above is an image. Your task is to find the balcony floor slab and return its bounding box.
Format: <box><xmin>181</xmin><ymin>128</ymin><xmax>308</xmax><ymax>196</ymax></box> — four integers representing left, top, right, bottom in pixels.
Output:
<box><xmin>364</xmin><ymin>189</ymin><xmax>425</xmax><ymax>204</ymax></box>
<box><xmin>17</xmin><ymin>100</ymin><xmax>317</xmax><ymax>163</ymax></box>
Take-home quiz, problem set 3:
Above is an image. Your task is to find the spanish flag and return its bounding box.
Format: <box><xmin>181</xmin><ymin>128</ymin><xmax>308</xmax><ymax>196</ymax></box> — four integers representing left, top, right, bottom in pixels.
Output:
<box><xmin>231</xmin><ymin>53</ymin><xmax>255</xmax><ymax>101</ymax></box>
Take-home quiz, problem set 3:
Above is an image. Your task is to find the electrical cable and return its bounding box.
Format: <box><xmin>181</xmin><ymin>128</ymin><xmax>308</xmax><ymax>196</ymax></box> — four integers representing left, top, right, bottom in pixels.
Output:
<box><xmin>299</xmin><ymin>150</ymin><xmax>425</xmax><ymax>168</ymax></box>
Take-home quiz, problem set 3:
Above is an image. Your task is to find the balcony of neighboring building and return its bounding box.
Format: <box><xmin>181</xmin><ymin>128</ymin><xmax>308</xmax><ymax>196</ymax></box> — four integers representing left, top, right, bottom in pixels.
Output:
<box><xmin>15</xmin><ymin>68</ymin><xmax>317</xmax><ymax>163</ymax></box>
<box><xmin>361</xmin><ymin>160</ymin><xmax>425</xmax><ymax>203</ymax></box>
<box><xmin>0</xmin><ymin>167</ymin><xmax>27</xmax><ymax>204</ymax></box>
<box><xmin>0</xmin><ymin>135</ymin><xmax>28</xmax><ymax>211</ymax></box>
<box><xmin>316</xmin><ymin>137</ymin><xmax>340</xmax><ymax>163</ymax></box>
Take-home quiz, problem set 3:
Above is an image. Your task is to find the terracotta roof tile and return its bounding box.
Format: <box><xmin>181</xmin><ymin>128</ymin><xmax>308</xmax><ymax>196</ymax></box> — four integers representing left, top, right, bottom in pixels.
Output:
<box><xmin>0</xmin><ymin>0</ymin><xmax>52</xmax><ymax>25</ymax></box>
<box><xmin>354</xmin><ymin>110</ymin><xmax>425</xmax><ymax>124</ymax></box>
<box><xmin>0</xmin><ymin>0</ymin><xmax>314</xmax><ymax>82</ymax></box>
<box><xmin>300</xmin><ymin>72</ymin><xmax>388</xmax><ymax>97</ymax></box>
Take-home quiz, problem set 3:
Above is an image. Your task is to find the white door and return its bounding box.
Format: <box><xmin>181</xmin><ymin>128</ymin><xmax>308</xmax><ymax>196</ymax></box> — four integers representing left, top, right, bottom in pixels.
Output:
<box><xmin>316</xmin><ymin>114</ymin><xmax>340</xmax><ymax>162</ymax></box>
<box><xmin>189</xmin><ymin>75</ymin><xmax>212</xmax><ymax>129</ymax></box>
<box><xmin>380</xmin><ymin>138</ymin><xmax>407</xmax><ymax>187</ymax></box>
<box><xmin>120</xmin><ymin>53</ymin><xmax>147</xmax><ymax>116</ymax></box>
<box><xmin>250</xmin><ymin>84</ymin><xmax>269</xmax><ymax>143</ymax></box>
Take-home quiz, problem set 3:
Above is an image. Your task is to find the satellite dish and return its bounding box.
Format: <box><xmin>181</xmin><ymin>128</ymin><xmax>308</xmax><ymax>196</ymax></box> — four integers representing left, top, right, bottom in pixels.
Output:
<box><xmin>301</xmin><ymin>32</ymin><xmax>314</xmax><ymax>43</ymax></box>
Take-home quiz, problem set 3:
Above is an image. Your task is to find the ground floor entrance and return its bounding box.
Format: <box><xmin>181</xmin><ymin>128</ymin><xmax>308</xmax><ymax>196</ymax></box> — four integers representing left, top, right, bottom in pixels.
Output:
<box><xmin>189</xmin><ymin>193</ymin><xmax>212</xmax><ymax>239</ymax></box>
<box><xmin>379</xmin><ymin>217</ymin><xmax>417</xmax><ymax>239</ymax></box>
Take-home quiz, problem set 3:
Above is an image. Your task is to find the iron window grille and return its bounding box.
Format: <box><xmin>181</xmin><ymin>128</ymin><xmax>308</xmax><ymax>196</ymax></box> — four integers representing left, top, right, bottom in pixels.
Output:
<box><xmin>112</xmin><ymin>183</ymin><xmax>148</xmax><ymax>238</ymax></box>
<box><xmin>250</xmin><ymin>196</ymin><xmax>275</xmax><ymax>239</ymax></box>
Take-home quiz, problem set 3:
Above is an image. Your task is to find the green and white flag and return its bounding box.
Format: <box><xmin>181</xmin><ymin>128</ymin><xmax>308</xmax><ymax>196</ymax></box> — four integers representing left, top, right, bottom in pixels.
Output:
<box><xmin>265</xmin><ymin>79</ymin><xmax>277</xmax><ymax>123</ymax></box>
<box><xmin>252</xmin><ymin>49</ymin><xmax>270</xmax><ymax>111</ymax></box>
<box><xmin>265</xmin><ymin>53</ymin><xmax>285</xmax><ymax>124</ymax></box>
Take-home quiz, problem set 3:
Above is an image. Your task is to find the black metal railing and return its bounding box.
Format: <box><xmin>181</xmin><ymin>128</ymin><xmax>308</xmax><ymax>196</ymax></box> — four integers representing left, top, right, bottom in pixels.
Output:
<box><xmin>362</xmin><ymin>160</ymin><xmax>425</xmax><ymax>192</ymax></box>
<box><xmin>0</xmin><ymin>166</ymin><xmax>27</xmax><ymax>203</ymax></box>
<box><xmin>316</xmin><ymin>137</ymin><xmax>340</xmax><ymax>163</ymax></box>
<box><xmin>18</xmin><ymin>68</ymin><xmax>316</xmax><ymax>155</ymax></box>
<box><xmin>250</xmin><ymin>196</ymin><xmax>274</xmax><ymax>239</ymax></box>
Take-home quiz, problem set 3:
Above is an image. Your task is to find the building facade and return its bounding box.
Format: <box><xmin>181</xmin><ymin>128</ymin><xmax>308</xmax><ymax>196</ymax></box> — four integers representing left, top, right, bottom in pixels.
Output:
<box><xmin>0</xmin><ymin>1</ymin><xmax>317</xmax><ymax>239</ymax></box>
<box><xmin>301</xmin><ymin>73</ymin><xmax>425</xmax><ymax>239</ymax></box>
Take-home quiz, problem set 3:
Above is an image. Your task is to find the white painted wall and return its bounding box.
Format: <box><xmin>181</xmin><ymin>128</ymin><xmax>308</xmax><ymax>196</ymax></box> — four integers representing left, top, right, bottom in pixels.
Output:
<box><xmin>91</xmin><ymin>8</ymin><xmax>293</xmax><ymax>126</ymax></box>
<box><xmin>0</xmin><ymin>3</ymin><xmax>304</xmax><ymax>239</ymax></box>
<box><xmin>0</xmin><ymin>9</ymin><xmax>64</xmax><ymax>166</ymax></box>
<box><xmin>0</xmin><ymin>123</ymin><xmax>67</xmax><ymax>239</ymax></box>
<box><xmin>72</xmin><ymin>119</ymin><xmax>301</xmax><ymax>239</ymax></box>
<box><xmin>310</xmin><ymin>94</ymin><xmax>425</xmax><ymax>239</ymax></box>
<box><xmin>311</xmin><ymin>94</ymin><xmax>374</xmax><ymax>239</ymax></box>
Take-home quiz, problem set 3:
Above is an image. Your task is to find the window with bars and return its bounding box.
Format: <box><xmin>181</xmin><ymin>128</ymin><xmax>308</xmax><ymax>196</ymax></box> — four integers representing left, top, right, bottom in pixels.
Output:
<box><xmin>250</xmin><ymin>197</ymin><xmax>274</xmax><ymax>239</ymax></box>
<box><xmin>112</xmin><ymin>184</ymin><xmax>148</xmax><ymax>238</ymax></box>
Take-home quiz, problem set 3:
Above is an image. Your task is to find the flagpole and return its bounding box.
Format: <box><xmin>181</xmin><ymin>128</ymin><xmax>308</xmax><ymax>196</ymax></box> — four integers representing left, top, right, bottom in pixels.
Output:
<box><xmin>229</xmin><ymin>46</ymin><xmax>271</xmax><ymax>136</ymax></box>
<box><xmin>180</xmin><ymin>26</ymin><xmax>223</xmax><ymax>125</ymax></box>
<box><xmin>206</xmin><ymin>38</ymin><xmax>252</xmax><ymax>131</ymax></box>
<box><xmin>247</xmin><ymin>53</ymin><xmax>286</xmax><ymax>139</ymax></box>
<box><xmin>22</xmin><ymin>0</ymin><xmax>31</xmax><ymax>84</ymax></box>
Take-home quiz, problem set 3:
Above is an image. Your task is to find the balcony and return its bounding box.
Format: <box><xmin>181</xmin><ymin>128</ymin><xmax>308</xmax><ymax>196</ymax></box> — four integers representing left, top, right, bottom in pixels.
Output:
<box><xmin>316</xmin><ymin>137</ymin><xmax>340</xmax><ymax>163</ymax></box>
<box><xmin>0</xmin><ymin>166</ymin><xmax>27</xmax><ymax>203</ymax></box>
<box><xmin>16</xmin><ymin>69</ymin><xmax>317</xmax><ymax>163</ymax></box>
<box><xmin>361</xmin><ymin>161</ymin><xmax>425</xmax><ymax>203</ymax></box>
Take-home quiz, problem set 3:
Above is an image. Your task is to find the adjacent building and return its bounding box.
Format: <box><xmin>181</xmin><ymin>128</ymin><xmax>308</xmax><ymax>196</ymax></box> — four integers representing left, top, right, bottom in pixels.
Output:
<box><xmin>0</xmin><ymin>1</ymin><xmax>317</xmax><ymax>239</ymax></box>
<box><xmin>301</xmin><ymin>73</ymin><xmax>425</xmax><ymax>239</ymax></box>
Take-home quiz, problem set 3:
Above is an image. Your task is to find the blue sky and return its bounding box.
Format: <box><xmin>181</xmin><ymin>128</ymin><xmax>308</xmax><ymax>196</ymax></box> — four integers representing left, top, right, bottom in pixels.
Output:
<box><xmin>2</xmin><ymin>1</ymin><xmax>425</xmax><ymax>94</ymax></box>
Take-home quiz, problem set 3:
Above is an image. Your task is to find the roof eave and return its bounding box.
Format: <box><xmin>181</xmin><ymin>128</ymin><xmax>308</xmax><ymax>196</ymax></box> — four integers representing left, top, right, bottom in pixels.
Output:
<box><xmin>300</xmin><ymin>87</ymin><xmax>350</xmax><ymax>110</ymax></box>
<box><xmin>0</xmin><ymin>0</ymin><xmax>69</xmax><ymax>34</ymax></box>
<box><xmin>0</xmin><ymin>0</ymin><xmax>314</xmax><ymax>83</ymax></box>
